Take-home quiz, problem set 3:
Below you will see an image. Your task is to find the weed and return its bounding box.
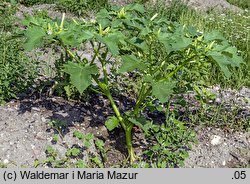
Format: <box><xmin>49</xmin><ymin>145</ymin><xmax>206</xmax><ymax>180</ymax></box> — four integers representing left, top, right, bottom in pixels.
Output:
<box><xmin>0</xmin><ymin>162</ymin><xmax>8</xmax><ymax>168</ymax></box>
<box><xmin>0</xmin><ymin>33</ymin><xmax>38</xmax><ymax>104</ymax></box>
<box><xmin>56</xmin><ymin>0</ymin><xmax>110</xmax><ymax>16</ymax></box>
<box><xmin>23</xmin><ymin>4</ymin><xmax>243</xmax><ymax>163</ymax></box>
<box><xmin>38</xmin><ymin>122</ymin><xmax>106</xmax><ymax>168</ymax></box>
<box><xmin>226</xmin><ymin>0</ymin><xmax>250</xmax><ymax>10</ymax></box>
<box><xmin>18</xmin><ymin>0</ymin><xmax>55</xmax><ymax>6</ymax></box>
<box><xmin>142</xmin><ymin>113</ymin><xmax>197</xmax><ymax>168</ymax></box>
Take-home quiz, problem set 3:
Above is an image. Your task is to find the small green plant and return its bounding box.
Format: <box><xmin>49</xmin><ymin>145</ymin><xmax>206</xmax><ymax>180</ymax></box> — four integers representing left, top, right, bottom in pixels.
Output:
<box><xmin>73</xmin><ymin>131</ymin><xmax>94</xmax><ymax>148</ymax></box>
<box><xmin>95</xmin><ymin>139</ymin><xmax>108</xmax><ymax>162</ymax></box>
<box><xmin>48</xmin><ymin>119</ymin><xmax>67</xmax><ymax>141</ymax></box>
<box><xmin>23</xmin><ymin>4</ymin><xmax>244</xmax><ymax>163</ymax></box>
<box><xmin>141</xmin><ymin>113</ymin><xmax>197</xmax><ymax>168</ymax></box>
<box><xmin>40</xmin><ymin>130</ymin><xmax>105</xmax><ymax>168</ymax></box>
<box><xmin>0</xmin><ymin>162</ymin><xmax>8</xmax><ymax>168</ymax></box>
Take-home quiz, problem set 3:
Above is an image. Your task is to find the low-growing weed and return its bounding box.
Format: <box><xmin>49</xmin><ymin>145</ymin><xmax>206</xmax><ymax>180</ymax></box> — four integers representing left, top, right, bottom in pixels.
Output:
<box><xmin>39</xmin><ymin>121</ymin><xmax>106</xmax><ymax>168</ymax></box>
<box><xmin>142</xmin><ymin>114</ymin><xmax>197</xmax><ymax>168</ymax></box>
<box><xmin>56</xmin><ymin>0</ymin><xmax>110</xmax><ymax>16</ymax></box>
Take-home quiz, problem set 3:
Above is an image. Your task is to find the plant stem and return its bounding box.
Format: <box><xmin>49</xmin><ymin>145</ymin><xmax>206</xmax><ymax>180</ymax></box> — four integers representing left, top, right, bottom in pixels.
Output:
<box><xmin>133</xmin><ymin>82</ymin><xmax>147</xmax><ymax>116</ymax></box>
<box><xmin>133</xmin><ymin>83</ymin><xmax>152</xmax><ymax>116</ymax></box>
<box><xmin>125</xmin><ymin>124</ymin><xmax>137</xmax><ymax>163</ymax></box>
<box><xmin>160</xmin><ymin>55</ymin><xmax>197</xmax><ymax>82</ymax></box>
<box><xmin>96</xmin><ymin>55</ymin><xmax>136</xmax><ymax>163</ymax></box>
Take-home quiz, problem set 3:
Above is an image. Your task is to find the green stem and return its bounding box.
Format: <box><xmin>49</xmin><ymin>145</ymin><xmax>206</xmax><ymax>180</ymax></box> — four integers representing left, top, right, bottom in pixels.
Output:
<box><xmin>105</xmin><ymin>85</ymin><xmax>136</xmax><ymax>163</ymax></box>
<box><xmin>97</xmin><ymin>56</ymin><xmax>137</xmax><ymax>163</ymax></box>
<box><xmin>133</xmin><ymin>82</ymin><xmax>147</xmax><ymax>116</ymax></box>
<box><xmin>90</xmin><ymin>41</ymin><xmax>101</xmax><ymax>64</ymax></box>
<box><xmin>125</xmin><ymin>125</ymin><xmax>137</xmax><ymax>163</ymax></box>
<box><xmin>133</xmin><ymin>84</ymin><xmax>152</xmax><ymax>116</ymax></box>
<box><xmin>160</xmin><ymin>55</ymin><xmax>196</xmax><ymax>82</ymax></box>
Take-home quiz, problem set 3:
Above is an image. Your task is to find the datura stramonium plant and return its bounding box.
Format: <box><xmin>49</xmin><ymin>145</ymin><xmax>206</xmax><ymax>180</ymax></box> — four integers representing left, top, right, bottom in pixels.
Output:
<box><xmin>23</xmin><ymin>4</ymin><xmax>243</xmax><ymax>163</ymax></box>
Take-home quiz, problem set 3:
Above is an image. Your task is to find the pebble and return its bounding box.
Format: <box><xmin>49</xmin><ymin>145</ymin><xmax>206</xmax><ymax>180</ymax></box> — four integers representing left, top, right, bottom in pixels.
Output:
<box><xmin>3</xmin><ymin>159</ymin><xmax>9</xmax><ymax>164</ymax></box>
<box><xmin>215</xmin><ymin>98</ymin><xmax>221</xmax><ymax>103</ymax></box>
<box><xmin>222</xmin><ymin>160</ymin><xmax>226</xmax><ymax>166</ymax></box>
<box><xmin>41</xmin><ymin>117</ymin><xmax>46</xmax><ymax>123</ymax></box>
<box><xmin>31</xmin><ymin>107</ymin><xmax>40</xmax><ymax>112</ymax></box>
<box><xmin>211</xmin><ymin>135</ymin><xmax>222</xmax><ymax>145</ymax></box>
<box><xmin>36</xmin><ymin>132</ymin><xmax>44</xmax><ymax>139</ymax></box>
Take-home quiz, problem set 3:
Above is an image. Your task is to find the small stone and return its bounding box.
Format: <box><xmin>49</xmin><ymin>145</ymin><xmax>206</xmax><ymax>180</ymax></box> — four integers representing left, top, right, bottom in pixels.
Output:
<box><xmin>211</xmin><ymin>135</ymin><xmax>222</xmax><ymax>145</ymax></box>
<box><xmin>3</xmin><ymin>159</ymin><xmax>9</xmax><ymax>164</ymax></box>
<box><xmin>222</xmin><ymin>161</ymin><xmax>226</xmax><ymax>166</ymax></box>
<box><xmin>36</xmin><ymin>132</ymin><xmax>44</xmax><ymax>139</ymax></box>
<box><xmin>33</xmin><ymin>149</ymin><xmax>41</xmax><ymax>155</ymax></box>
<box><xmin>32</xmin><ymin>107</ymin><xmax>40</xmax><ymax>112</ymax></box>
<box><xmin>41</xmin><ymin>117</ymin><xmax>46</xmax><ymax>123</ymax></box>
<box><xmin>31</xmin><ymin>144</ymin><xmax>35</xmax><ymax>149</ymax></box>
<box><xmin>215</xmin><ymin>98</ymin><xmax>221</xmax><ymax>103</ymax></box>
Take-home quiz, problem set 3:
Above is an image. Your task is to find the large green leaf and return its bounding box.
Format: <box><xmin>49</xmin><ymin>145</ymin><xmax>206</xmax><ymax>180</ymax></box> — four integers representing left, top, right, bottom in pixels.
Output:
<box><xmin>63</xmin><ymin>62</ymin><xmax>98</xmax><ymax>93</ymax></box>
<box><xmin>96</xmin><ymin>9</ymin><xmax>111</xmax><ymax>27</ymax></box>
<box><xmin>59</xmin><ymin>31</ymin><xmax>79</xmax><ymax>47</ymax></box>
<box><xmin>98</xmin><ymin>32</ymin><xmax>125</xmax><ymax>55</ymax></box>
<box><xmin>204</xmin><ymin>31</ymin><xmax>226</xmax><ymax>42</ymax></box>
<box><xmin>207</xmin><ymin>51</ymin><xmax>232</xmax><ymax>78</ymax></box>
<box><xmin>105</xmin><ymin>116</ymin><xmax>119</xmax><ymax>131</ymax></box>
<box><xmin>119</xmin><ymin>54</ymin><xmax>145</xmax><ymax>73</ymax></box>
<box><xmin>128</xmin><ymin>37</ymin><xmax>149</xmax><ymax>51</ymax></box>
<box><xmin>158</xmin><ymin>33</ymin><xmax>173</xmax><ymax>53</ymax></box>
<box><xmin>24</xmin><ymin>26</ymin><xmax>46</xmax><ymax>51</ymax></box>
<box><xmin>125</xmin><ymin>3</ymin><xmax>145</xmax><ymax>14</ymax></box>
<box><xmin>171</xmin><ymin>36</ymin><xmax>192</xmax><ymax>51</ymax></box>
<box><xmin>152</xmin><ymin>80</ymin><xmax>176</xmax><ymax>103</ymax></box>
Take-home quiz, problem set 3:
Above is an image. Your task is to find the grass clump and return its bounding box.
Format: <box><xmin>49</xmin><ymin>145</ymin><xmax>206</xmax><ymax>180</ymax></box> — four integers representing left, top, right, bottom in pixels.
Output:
<box><xmin>226</xmin><ymin>0</ymin><xmax>250</xmax><ymax>10</ymax></box>
<box><xmin>18</xmin><ymin>0</ymin><xmax>55</xmax><ymax>6</ymax></box>
<box><xmin>55</xmin><ymin>0</ymin><xmax>110</xmax><ymax>16</ymax></box>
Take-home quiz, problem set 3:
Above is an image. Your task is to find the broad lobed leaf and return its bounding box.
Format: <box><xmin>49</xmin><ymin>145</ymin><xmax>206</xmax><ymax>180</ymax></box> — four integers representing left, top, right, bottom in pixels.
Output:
<box><xmin>24</xmin><ymin>26</ymin><xmax>46</xmax><ymax>51</ymax></box>
<box><xmin>63</xmin><ymin>62</ymin><xmax>98</xmax><ymax>94</ymax></box>
<box><xmin>152</xmin><ymin>80</ymin><xmax>176</xmax><ymax>103</ymax></box>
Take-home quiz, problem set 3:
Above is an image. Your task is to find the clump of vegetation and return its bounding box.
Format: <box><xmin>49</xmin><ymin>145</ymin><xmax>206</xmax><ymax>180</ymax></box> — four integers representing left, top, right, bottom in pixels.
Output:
<box><xmin>143</xmin><ymin>114</ymin><xmax>197</xmax><ymax>168</ymax></box>
<box><xmin>35</xmin><ymin>120</ymin><xmax>107</xmax><ymax>168</ymax></box>
<box><xmin>18</xmin><ymin>0</ymin><xmax>54</xmax><ymax>6</ymax></box>
<box><xmin>226</xmin><ymin>0</ymin><xmax>250</xmax><ymax>10</ymax></box>
<box><xmin>0</xmin><ymin>2</ymin><xmax>38</xmax><ymax>104</ymax></box>
<box><xmin>55</xmin><ymin>0</ymin><xmax>110</xmax><ymax>16</ymax></box>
